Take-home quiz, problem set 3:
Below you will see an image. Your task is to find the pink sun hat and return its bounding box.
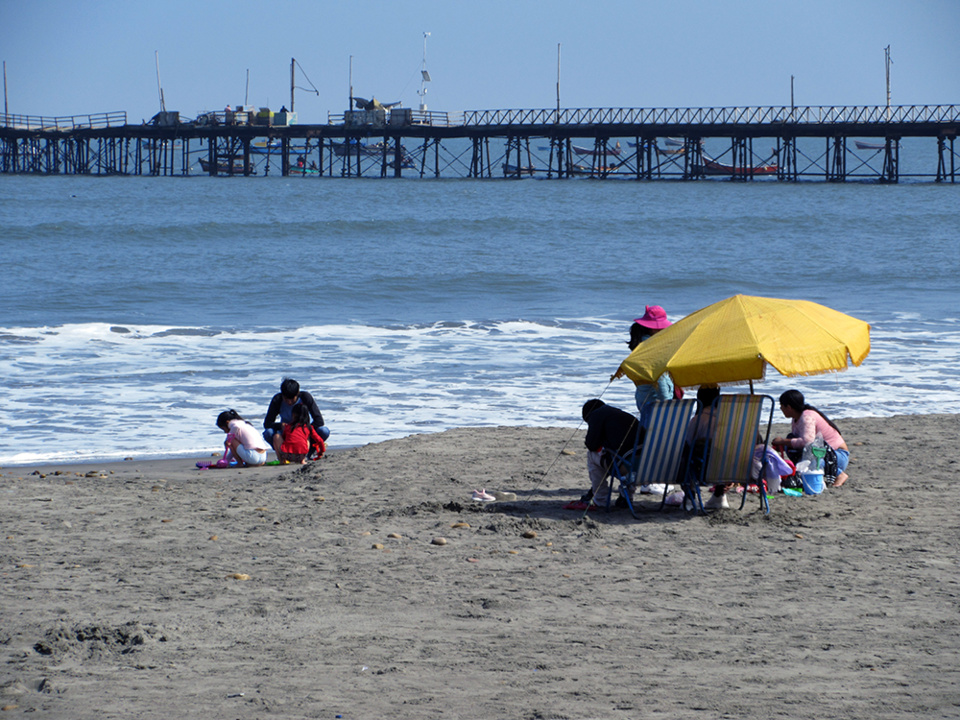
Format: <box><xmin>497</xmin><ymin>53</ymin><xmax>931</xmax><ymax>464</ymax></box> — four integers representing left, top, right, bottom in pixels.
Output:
<box><xmin>634</xmin><ymin>305</ymin><xmax>672</xmax><ymax>330</ymax></box>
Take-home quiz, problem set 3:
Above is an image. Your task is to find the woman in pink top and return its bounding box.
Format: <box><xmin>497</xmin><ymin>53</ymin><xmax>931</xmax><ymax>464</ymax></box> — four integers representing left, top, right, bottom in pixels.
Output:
<box><xmin>772</xmin><ymin>390</ymin><xmax>850</xmax><ymax>487</ymax></box>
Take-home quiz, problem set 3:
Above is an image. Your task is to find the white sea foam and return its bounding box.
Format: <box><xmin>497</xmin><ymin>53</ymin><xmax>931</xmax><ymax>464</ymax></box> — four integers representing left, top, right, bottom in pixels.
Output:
<box><xmin>1</xmin><ymin>315</ymin><xmax>959</xmax><ymax>465</ymax></box>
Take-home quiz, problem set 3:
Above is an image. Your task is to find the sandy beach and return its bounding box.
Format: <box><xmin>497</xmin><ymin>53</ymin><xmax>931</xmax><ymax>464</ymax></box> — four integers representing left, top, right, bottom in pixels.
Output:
<box><xmin>1</xmin><ymin>414</ymin><xmax>958</xmax><ymax>719</ymax></box>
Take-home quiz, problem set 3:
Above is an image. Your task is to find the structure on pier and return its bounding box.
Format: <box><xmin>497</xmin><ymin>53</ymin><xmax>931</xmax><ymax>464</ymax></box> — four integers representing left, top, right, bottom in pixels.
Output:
<box><xmin>1</xmin><ymin>104</ymin><xmax>958</xmax><ymax>182</ymax></box>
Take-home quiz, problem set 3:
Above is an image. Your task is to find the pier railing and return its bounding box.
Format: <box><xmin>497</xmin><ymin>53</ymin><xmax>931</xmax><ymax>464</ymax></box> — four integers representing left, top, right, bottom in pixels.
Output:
<box><xmin>0</xmin><ymin>111</ymin><xmax>128</xmax><ymax>131</ymax></box>
<box><xmin>461</xmin><ymin>104</ymin><xmax>960</xmax><ymax>127</ymax></box>
<box><xmin>4</xmin><ymin>106</ymin><xmax>955</xmax><ymax>132</ymax></box>
<box><xmin>327</xmin><ymin>109</ymin><xmax>464</xmax><ymax>127</ymax></box>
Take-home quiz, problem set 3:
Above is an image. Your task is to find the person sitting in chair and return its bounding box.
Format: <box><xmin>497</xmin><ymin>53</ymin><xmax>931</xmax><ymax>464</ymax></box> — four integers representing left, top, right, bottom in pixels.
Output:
<box><xmin>681</xmin><ymin>386</ymin><xmax>732</xmax><ymax>510</ymax></box>
<box><xmin>564</xmin><ymin>399</ymin><xmax>640</xmax><ymax>511</ymax></box>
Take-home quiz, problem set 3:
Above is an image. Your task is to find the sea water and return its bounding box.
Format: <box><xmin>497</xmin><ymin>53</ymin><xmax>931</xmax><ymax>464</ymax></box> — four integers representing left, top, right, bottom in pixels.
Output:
<box><xmin>1</xmin><ymin>166</ymin><xmax>958</xmax><ymax>465</ymax></box>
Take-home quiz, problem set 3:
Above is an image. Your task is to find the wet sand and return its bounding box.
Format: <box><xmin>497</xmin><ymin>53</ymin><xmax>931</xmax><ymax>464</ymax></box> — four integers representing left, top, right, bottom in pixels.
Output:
<box><xmin>1</xmin><ymin>414</ymin><xmax>958</xmax><ymax>719</ymax></box>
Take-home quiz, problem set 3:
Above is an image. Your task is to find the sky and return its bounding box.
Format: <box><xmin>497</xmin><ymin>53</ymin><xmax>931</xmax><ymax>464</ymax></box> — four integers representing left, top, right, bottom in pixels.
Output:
<box><xmin>2</xmin><ymin>0</ymin><xmax>958</xmax><ymax>125</ymax></box>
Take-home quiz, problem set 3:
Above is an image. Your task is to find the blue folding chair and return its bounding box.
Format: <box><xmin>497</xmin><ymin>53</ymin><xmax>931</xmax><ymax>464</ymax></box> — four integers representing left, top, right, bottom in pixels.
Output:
<box><xmin>605</xmin><ymin>399</ymin><xmax>699</xmax><ymax>518</ymax></box>
<box><xmin>685</xmin><ymin>394</ymin><xmax>776</xmax><ymax>514</ymax></box>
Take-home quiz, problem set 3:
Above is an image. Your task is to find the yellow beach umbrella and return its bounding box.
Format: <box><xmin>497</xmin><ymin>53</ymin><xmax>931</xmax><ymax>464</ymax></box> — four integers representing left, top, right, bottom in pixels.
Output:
<box><xmin>616</xmin><ymin>295</ymin><xmax>871</xmax><ymax>389</ymax></box>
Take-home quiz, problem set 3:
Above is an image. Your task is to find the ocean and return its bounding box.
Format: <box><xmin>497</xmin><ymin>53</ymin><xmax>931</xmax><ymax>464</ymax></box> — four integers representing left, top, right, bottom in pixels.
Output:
<box><xmin>2</xmin><ymin>160</ymin><xmax>959</xmax><ymax>465</ymax></box>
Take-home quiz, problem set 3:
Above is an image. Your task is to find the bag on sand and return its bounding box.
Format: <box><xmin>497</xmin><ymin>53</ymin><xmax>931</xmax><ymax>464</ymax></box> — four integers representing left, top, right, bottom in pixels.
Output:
<box><xmin>822</xmin><ymin>446</ymin><xmax>838</xmax><ymax>486</ymax></box>
<box><xmin>781</xmin><ymin>471</ymin><xmax>802</xmax><ymax>490</ymax></box>
<box><xmin>801</xmin><ymin>434</ymin><xmax>827</xmax><ymax>470</ymax></box>
<box><xmin>777</xmin><ymin>451</ymin><xmax>801</xmax><ymax>489</ymax></box>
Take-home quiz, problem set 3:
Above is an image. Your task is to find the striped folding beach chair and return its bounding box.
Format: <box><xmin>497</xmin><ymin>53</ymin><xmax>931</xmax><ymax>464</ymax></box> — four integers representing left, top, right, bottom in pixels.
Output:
<box><xmin>687</xmin><ymin>394</ymin><xmax>776</xmax><ymax>514</ymax></box>
<box><xmin>605</xmin><ymin>399</ymin><xmax>699</xmax><ymax>518</ymax></box>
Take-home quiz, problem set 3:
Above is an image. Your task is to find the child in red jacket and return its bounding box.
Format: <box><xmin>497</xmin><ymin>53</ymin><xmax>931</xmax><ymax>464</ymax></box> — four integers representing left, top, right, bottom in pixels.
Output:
<box><xmin>278</xmin><ymin>404</ymin><xmax>326</xmax><ymax>463</ymax></box>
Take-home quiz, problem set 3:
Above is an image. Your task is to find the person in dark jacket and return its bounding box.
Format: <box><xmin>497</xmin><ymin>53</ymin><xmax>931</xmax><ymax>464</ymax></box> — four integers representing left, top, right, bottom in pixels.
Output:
<box><xmin>564</xmin><ymin>399</ymin><xmax>640</xmax><ymax>510</ymax></box>
<box><xmin>262</xmin><ymin>378</ymin><xmax>330</xmax><ymax>456</ymax></box>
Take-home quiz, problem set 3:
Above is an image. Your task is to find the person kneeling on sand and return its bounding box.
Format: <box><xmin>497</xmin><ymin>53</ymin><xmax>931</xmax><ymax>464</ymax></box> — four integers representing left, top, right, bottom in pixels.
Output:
<box><xmin>263</xmin><ymin>378</ymin><xmax>330</xmax><ymax>458</ymax></box>
<box><xmin>772</xmin><ymin>389</ymin><xmax>851</xmax><ymax>487</ymax></box>
<box><xmin>277</xmin><ymin>404</ymin><xmax>326</xmax><ymax>464</ymax></box>
<box><xmin>217</xmin><ymin>409</ymin><xmax>268</xmax><ymax>467</ymax></box>
<box><xmin>564</xmin><ymin>399</ymin><xmax>640</xmax><ymax>511</ymax></box>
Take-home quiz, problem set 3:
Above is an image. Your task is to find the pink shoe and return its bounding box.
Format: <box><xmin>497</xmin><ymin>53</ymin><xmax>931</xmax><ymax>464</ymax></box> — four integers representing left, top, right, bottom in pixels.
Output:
<box><xmin>472</xmin><ymin>489</ymin><xmax>496</xmax><ymax>502</ymax></box>
<box><xmin>562</xmin><ymin>500</ymin><xmax>601</xmax><ymax>511</ymax></box>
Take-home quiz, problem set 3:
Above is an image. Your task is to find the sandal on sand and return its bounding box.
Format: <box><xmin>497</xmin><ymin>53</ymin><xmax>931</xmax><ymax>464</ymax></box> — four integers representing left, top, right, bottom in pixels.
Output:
<box><xmin>472</xmin><ymin>489</ymin><xmax>496</xmax><ymax>502</ymax></box>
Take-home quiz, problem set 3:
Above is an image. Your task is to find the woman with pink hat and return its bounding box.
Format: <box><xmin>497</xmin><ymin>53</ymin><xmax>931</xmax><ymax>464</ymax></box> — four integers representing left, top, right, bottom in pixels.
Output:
<box><xmin>627</xmin><ymin>305</ymin><xmax>676</xmax><ymax>413</ymax></box>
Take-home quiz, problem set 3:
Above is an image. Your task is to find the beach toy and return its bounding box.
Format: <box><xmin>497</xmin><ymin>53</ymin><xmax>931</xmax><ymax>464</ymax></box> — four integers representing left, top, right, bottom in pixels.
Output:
<box><xmin>196</xmin><ymin>458</ymin><xmax>234</xmax><ymax>469</ymax></box>
<box><xmin>810</xmin><ymin>445</ymin><xmax>827</xmax><ymax>470</ymax></box>
<box><xmin>783</xmin><ymin>488</ymin><xmax>803</xmax><ymax>497</ymax></box>
<box><xmin>800</xmin><ymin>470</ymin><xmax>825</xmax><ymax>495</ymax></box>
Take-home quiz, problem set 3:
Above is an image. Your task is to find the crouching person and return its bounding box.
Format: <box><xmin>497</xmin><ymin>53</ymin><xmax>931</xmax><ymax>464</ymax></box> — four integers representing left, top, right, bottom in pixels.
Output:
<box><xmin>217</xmin><ymin>409</ymin><xmax>268</xmax><ymax>467</ymax></box>
<box><xmin>564</xmin><ymin>399</ymin><xmax>640</xmax><ymax>511</ymax></box>
<box><xmin>262</xmin><ymin>378</ymin><xmax>330</xmax><ymax>457</ymax></box>
<box><xmin>278</xmin><ymin>404</ymin><xmax>326</xmax><ymax>464</ymax></box>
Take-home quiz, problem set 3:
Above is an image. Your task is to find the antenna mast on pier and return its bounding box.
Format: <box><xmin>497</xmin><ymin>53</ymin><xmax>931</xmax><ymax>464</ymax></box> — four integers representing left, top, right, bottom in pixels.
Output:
<box><xmin>885</xmin><ymin>45</ymin><xmax>893</xmax><ymax>119</ymax></box>
<box><xmin>155</xmin><ymin>51</ymin><xmax>165</xmax><ymax>112</ymax></box>
<box><xmin>419</xmin><ymin>32</ymin><xmax>431</xmax><ymax>112</ymax></box>
<box><xmin>556</xmin><ymin>43</ymin><xmax>561</xmax><ymax>120</ymax></box>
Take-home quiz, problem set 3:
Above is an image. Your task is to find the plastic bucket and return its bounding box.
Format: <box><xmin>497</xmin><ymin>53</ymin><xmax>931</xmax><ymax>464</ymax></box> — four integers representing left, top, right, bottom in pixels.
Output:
<box><xmin>801</xmin><ymin>471</ymin><xmax>824</xmax><ymax>495</ymax></box>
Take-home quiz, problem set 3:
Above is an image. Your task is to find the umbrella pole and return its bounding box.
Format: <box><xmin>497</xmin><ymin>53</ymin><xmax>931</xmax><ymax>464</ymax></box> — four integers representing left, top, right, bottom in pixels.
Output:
<box><xmin>749</xmin><ymin>379</ymin><xmax>755</xmax><ymax>395</ymax></box>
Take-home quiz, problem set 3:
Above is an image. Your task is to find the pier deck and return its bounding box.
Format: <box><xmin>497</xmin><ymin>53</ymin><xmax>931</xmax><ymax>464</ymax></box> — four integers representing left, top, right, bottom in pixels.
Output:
<box><xmin>1</xmin><ymin>104</ymin><xmax>958</xmax><ymax>182</ymax></box>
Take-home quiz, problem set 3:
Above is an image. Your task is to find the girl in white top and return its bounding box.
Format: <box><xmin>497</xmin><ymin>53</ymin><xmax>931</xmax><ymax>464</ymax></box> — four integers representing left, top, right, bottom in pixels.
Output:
<box><xmin>216</xmin><ymin>409</ymin><xmax>268</xmax><ymax>466</ymax></box>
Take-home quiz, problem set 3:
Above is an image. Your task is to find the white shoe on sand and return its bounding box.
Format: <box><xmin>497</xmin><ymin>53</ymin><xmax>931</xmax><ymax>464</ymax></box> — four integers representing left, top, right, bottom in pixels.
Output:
<box><xmin>640</xmin><ymin>483</ymin><xmax>672</xmax><ymax>495</ymax></box>
<box><xmin>704</xmin><ymin>494</ymin><xmax>729</xmax><ymax>510</ymax></box>
<box><xmin>472</xmin><ymin>489</ymin><xmax>496</xmax><ymax>502</ymax></box>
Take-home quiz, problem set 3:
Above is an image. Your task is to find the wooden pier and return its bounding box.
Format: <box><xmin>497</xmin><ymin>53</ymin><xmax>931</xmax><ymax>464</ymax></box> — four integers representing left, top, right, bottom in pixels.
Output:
<box><xmin>1</xmin><ymin>104</ymin><xmax>958</xmax><ymax>182</ymax></box>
